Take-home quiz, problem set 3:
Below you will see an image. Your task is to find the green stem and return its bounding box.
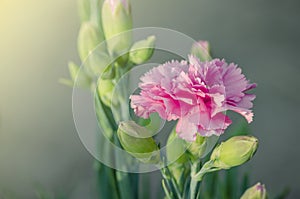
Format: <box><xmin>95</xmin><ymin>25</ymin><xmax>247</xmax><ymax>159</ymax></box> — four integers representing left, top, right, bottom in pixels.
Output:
<box><xmin>189</xmin><ymin>178</ymin><xmax>200</xmax><ymax>199</ymax></box>
<box><xmin>189</xmin><ymin>162</ymin><xmax>201</xmax><ymax>199</ymax></box>
<box><xmin>162</xmin><ymin>180</ymin><xmax>172</xmax><ymax>199</ymax></box>
<box><xmin>90</xmin><ymin>0</ymin><xmax>101</xmax><ymax>26</ymax></box>
<box><xmin>192</xmin><ymin>160</ymin><xmax>219</xmax><ymax>181</ymax></box>
<box><xmin>161</xmin><ymin>167</ymin><xmax>182</xmax><ymax>199</ymax></box>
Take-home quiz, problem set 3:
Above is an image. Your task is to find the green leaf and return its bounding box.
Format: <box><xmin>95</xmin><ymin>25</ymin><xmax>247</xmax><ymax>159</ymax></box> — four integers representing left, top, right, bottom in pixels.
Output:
<box><xmin>96</xmin><ymin>161</ymin><xmax>119</xmax><ymax>199</ymax></box>
<box><xmin>225</xmin><ymin>168</ymin><xmax>238</xmax><ymax>199</ymax></box>
<box><xmin>58</xmin><ymin>78</ymin><xmax>73</xmax><ymax>87</ymax></box>
<box><xmin>182</xmin><ymin>176</ymin><xmax>191</xmax><ymax>199</ymax></box>
<box><xmin>60</xmin><ymin>62</ymin><xmax>92</xmax><ymax>88</ymax></box>
<box><xmin>114</xmin><ymin>134</ymin><xmax>139</xmax><ymax>199</ymax></box>
<box><xmin>240</xmin><ymin>173</ymin><xmax>250</xmax><ymax>196</ymax></box>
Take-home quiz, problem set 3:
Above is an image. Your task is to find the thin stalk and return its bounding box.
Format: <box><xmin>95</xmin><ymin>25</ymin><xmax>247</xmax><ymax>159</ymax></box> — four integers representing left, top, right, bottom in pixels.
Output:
<box><xmin>165</xmin><ymin>166</ymin><xmax>182</xmax><ymax>199</ymax></box>
<box><xmin>189</xmin><ymin>162</ymin><xmax>201</xmax><ymax>199</ymax></box>
<box><xmin>189</xmin><ymin>178</ymin><xmax>200</xmax><ymax>199</ymax></box>
<box><xmin>162</xmin><ymin>180</ymin><xmax>172</xmax><ymax>199</ymax></box>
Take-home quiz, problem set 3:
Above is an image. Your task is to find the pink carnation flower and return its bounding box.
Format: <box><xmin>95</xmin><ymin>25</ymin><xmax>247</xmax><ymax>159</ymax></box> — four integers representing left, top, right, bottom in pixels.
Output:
<box><xmin>130</xmin><ymin>55</ymin><xmax>256</xmax><ymax>141</ymax></box>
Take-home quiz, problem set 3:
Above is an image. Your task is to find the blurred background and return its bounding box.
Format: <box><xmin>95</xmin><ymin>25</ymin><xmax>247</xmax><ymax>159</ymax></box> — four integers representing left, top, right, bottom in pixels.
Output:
<box><xmin>0</xmin><ymin>0</ymin><xmax>299</xmax><ymax>198</ymax></box>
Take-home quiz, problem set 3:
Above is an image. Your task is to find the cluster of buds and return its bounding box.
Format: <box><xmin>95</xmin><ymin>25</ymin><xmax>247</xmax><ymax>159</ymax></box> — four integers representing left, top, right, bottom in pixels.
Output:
<box><xmin>62</xmin><ymin>0</ymin><xmax>156</xmax><ymax>92</ymax></box>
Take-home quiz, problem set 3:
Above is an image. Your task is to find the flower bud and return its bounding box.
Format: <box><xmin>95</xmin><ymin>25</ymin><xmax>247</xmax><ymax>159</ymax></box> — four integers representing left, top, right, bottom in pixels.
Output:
<box><xmin>77</xmin><ymin>0</ymin><xmax>91</xmax><ymax>22</ymax></box>
<box><xmin>101</xmin><ymin>0</ymin><xmax>132</xmax><ymax>56</ymax></box>
<box><xmin>210</xmin><ymin>136</ymin><xmax>258</xmax><ymax>169</ymax></box>
<box><xmin>97</xmin><ymin>78</ymin><xmax>115</xmax><ymax>107</ymax></box>
<box><xmin>241</xmin><ymin>183</ymin><xmax>267</xmax><ymax>199</ymax></box>
<box><xmin>77</xmin><ymin>22</ymin><xmax>105</xmax><ymax>61</ymax></box>
<box><xmin>129</xmin><ymin>36</ymin><xmax>156</xmax><ymax>64</ymax></box>
<box><xmin>190</xmin><ymin>40</ymin><xmax>212</xmax><ymax>61</ymax></box>
<box><xmin>117</xmin><ymin>121</ymin><xmax>160</xmax><ymax>164</ymax></box>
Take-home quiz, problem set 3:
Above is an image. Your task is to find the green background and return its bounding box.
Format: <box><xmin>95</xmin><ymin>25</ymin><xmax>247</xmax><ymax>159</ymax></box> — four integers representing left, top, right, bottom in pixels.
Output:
<box><xmin>0</xmin><ymin>0</ymin><xmax>299</xmax><ymax>198</ymax></box>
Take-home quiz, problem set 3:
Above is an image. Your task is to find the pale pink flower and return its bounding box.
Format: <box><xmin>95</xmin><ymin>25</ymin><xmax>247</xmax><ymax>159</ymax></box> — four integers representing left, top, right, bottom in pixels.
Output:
<box><xmin>130</xmin><ymin>55</ymin><xmax>256</xmax><ymax>141</ymax></box>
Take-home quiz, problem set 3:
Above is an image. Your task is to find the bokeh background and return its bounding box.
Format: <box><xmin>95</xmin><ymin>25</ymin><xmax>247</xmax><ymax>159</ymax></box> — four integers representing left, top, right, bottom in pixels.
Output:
<box><xmin>0</xmin><ymin>0</ymin><xmax>299</xmax><ymax>198</ymax></box>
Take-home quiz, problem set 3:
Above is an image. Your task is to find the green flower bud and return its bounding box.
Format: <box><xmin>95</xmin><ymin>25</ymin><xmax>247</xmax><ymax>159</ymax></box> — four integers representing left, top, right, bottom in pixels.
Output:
<box><xmin>188</xmin><ymin>134</ymin><xmax>207</xmax><ymax>161</ymax></box>
<box><xmin>117</xmin><ymin>121</ymin><xmax>160</xmax><ymax>164</ymax></box>
<box><xmin>129</xmin><ymin>36</ymin><xmax>156</xmax><ymax>64</ymax></box>
<box><xmin>241</xmin><ymin>183</ymin><xmax>267</xmax><ymax>199</ymax></box>
<box><xmin>86</xmin><ymin>51</ymin><xmax>112</xmax><ymax>76</ymax></box>
<box><xmin>77</xmin><ymin>22</ymin><xmax>105</xmax><ymax>61</ymax></box>
<box><xmin>77</xmin><ymin>0</ymin><xmax>91</xmax><ymax>22</ymax></box>
<box><xmin>210</xmin><ymin>136</ymin><xmax>258</xmax><ymax>169</ymax></box>
<box><xmin>101</xmin><ymin>0</ymin><xmax>132</xmax><ymax>56</ymax></box>
<box><xmin>191</xmin><ymin>40</ymin><xmax>212</xmax><ymax>61</ymax></box>
<box><xmin>97</xmin><ymin>78</ymin><xmax>115</xmax><ymax>107</ymax></box>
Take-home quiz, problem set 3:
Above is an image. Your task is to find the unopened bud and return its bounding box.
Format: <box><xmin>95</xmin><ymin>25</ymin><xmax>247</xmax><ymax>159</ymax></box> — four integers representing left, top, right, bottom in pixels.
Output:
<box><xmin>210</xmin><ymin>136</ymin><xmax>258</xmax><ymax>169</ymax></box>
<box><xmin>77</xmin><ymin>0</ymin><xmax>91</xmax><ymax>22</ymax></box>
<box><xmin>117</xmin><ymin>121</ymin><xmax>160</xmax><ymax>164</ymax></box>
<box><xmin>129</xmin><ymin>36</ymin><xmax>155</xmax><ymax>64</ymax></box>
<box><xmin>78</xmin><ymin>22</ymin><xmax>105</xmax><ymax>61</ymax></box>
<box><xmin>241</xmin><ymin>182</ymin><xmax>267</xmax><ymax>199</ymax></box>
<box><xmin>191</xmin><ymin>40</ymin><xmax>211</xmax><ymax>61</ymax></box>
<box><xmin>102</xmin><ymin>0</ymin><xmax>132</xmax><ymax>56</ymax></box>
<box><xmin>97</xmin><ymin>78</ymin><xmax>115</xmax><ymax>107</ymax></box>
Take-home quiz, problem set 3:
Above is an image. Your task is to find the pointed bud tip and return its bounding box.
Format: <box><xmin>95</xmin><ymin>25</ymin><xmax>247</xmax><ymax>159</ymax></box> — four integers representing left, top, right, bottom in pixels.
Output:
<box><xmin>106</xmin><ymin>0</ymin><xmax>129</xmax><ymax>13</ymax></box>
<box><xmin>191</xmin><ymin>40</ymin><xmax>211</xmax><ymax>61</ymax></box>
<box><xmin>241</xmin><ymin>182</ymin><xmax>267</xmax><ymax>199</ymax></box>
<box><xmin>129</xmin><ymin>35</ymin><xmax>156</xmax><ymax>64</ymax></box>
